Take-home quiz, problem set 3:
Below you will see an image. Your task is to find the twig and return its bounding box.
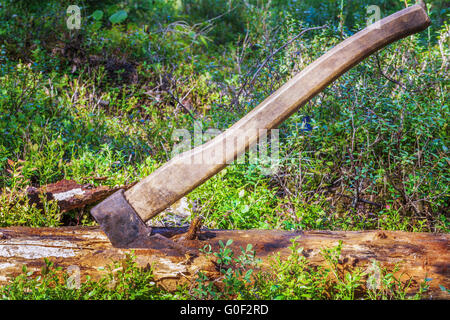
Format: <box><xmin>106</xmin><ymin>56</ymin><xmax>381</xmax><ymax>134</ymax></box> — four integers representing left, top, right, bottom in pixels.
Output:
<box><xmin>232</xmin><ymin>25</ymin><xmax>327</xmax><ymax>107</ymax></box>
<box><xmin>166</xmin><ymin>88</ymin><xmax>196</xmax><ymax>120</ymax></box>
<box><xmin>336</xmin><ymin>193</ymin><xmax>382</xmax><ymax>207</ymax></box>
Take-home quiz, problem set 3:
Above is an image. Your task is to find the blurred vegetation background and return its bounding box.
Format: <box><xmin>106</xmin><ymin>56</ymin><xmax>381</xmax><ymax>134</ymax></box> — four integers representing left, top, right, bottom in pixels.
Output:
<box><xmin>0</xmin><ymin>0</ymin><xmax>448</xmax><ymax>232</ymax></box>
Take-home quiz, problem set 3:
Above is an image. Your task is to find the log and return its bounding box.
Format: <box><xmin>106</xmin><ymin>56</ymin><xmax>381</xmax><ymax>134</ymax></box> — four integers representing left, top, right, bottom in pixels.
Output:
<box><xmin>0</xmin><ymin>226</ymin><xmax>448</xmax><ymax>299</ymax></box>
<box><xmin>25</xmin><ymin>179</ymin><xmax>133</xmax><ymax>212</ymax></box>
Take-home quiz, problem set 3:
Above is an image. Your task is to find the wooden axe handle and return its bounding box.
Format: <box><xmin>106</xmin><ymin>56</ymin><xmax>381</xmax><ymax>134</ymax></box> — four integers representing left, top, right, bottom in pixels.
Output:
<box><xmin>125</xmin><ymin>4</ymin><xmax>430</xmax><ymax>222</ymax></box>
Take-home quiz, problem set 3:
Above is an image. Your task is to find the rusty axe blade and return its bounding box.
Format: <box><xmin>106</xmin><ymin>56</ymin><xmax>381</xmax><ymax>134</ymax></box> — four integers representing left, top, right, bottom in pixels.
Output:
<box><xmin>91</xmin><ymin>3</ymin><xmax>430</xmax><ymax>247</ymax></box>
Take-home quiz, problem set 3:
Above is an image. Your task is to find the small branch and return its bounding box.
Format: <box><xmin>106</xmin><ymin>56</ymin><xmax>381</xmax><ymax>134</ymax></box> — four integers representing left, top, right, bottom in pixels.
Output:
<box><xmin>165</xmin><ymin>88</ymin><xmax>196</xmax><ymax>120</ymax></box>
<box><xmin>336</xmin><ymin>192</ymin><xmax>382</xmax><ymax>207</ymax></box>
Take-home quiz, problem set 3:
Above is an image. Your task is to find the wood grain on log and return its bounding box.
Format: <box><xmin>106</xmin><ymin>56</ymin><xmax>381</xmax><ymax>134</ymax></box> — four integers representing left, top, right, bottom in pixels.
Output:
<box><xmin>0</xmin><ymin>227</ymin><xmax>448</xmax><ymax>299</ymax></box>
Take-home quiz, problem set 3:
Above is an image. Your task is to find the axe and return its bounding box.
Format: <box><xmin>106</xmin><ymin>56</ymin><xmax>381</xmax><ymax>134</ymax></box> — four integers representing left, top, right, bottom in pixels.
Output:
<box><xmin>91</xmin><ymin>3</ymin><xmax>430</xmax><ymax>249</ymax></box>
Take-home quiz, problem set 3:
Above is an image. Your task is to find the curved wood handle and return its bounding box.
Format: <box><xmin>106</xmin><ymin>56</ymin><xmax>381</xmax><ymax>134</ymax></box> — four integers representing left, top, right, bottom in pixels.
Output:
<box><xmin>126</xmin><ymin>4</ymin><xmax>430</xmax><ymax>221</ymax></box>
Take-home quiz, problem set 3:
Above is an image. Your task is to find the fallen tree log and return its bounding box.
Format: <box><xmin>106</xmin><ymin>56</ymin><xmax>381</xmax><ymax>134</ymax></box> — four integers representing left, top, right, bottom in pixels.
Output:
<box><xmin>0</xmin><ymin>226</ymin><xmax>448</xmax><ymax>299</ymax></box>
<box><xmin>26</xmin><ymin>179</ymin><xmax>133</xmax><ymax>212</ymax></box>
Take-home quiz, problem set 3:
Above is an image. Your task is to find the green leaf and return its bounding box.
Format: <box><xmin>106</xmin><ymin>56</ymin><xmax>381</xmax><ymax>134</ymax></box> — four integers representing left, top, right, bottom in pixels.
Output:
<box><xmin>109</xmin><ymin>10</ymin><xmax>128</xmax><ymax>24</ymax></box>
<box><xmin>226</xmin><ymin>239</ymin><xmax>233</xmax><ymax>247</ymax></box>
<box><xmin>92</xmin><ymin>10</ymin><xmax>104</xmax><ymax>20</ymax></box>
<box><xmin>199</xmin><ymin>35</ymin><xmax>208</xmax><ymax>47</ymax></box>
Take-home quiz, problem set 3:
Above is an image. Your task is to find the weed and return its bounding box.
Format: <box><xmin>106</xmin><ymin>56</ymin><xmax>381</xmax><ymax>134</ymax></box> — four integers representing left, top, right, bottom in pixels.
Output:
<box><xmin>191</xmin><ymin>239</ymin><xmax>261</xmax><ymax>299</ymax></box>
<box><xmin>0</xmin><ymin>253</ymin><xmax>176</xmax><ymax>300</ymax></box>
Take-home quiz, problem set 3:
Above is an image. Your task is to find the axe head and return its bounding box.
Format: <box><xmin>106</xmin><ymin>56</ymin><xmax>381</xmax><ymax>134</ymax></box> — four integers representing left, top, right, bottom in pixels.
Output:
<box><xmin>90</xmin><ymin>189</ymin><xmax>152</xmax><ymax>248</ymax></box>
<box><xmin>91</xmin><ymin>190</ymin><xmax>197</xmax><ymax>255</ymax></box>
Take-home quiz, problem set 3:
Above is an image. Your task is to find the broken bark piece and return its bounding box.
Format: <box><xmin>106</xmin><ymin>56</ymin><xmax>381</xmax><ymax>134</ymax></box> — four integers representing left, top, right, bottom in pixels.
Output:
<box><xmin>26</xmin><ymin>180</ymin><xmax>133</xmax><ymax>212</ymax></box>
<box><xmin>184</xmin><ymin>217</ymin><xmax>203</xmax><ymax>240</ymax></box>
<box><xmin>0</xmin><ymin>226</ymin><xmax>448</xmax><ymax>299</ymax></box>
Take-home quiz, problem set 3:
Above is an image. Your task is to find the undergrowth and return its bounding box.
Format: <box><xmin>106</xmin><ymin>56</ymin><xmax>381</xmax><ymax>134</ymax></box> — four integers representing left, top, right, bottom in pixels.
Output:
<box><xmin>0</xmin><ymin>241</ymin><xmax>434</xmax><ymax>300</ymax></box>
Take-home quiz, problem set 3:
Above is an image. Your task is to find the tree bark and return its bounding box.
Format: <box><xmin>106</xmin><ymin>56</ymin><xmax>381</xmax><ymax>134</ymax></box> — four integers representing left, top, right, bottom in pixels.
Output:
<box><xmin>0</xmin><ymin>226</ymin><xmax>448</xmax><ymax>299</ymax></box>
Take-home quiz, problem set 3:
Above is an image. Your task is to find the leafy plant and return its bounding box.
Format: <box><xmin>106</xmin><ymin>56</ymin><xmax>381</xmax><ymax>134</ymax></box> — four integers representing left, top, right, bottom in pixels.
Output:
<box><xmin>191</xmin><ymin>239</ymin><xmax>261</xmax><ymax>299</ymax></box>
